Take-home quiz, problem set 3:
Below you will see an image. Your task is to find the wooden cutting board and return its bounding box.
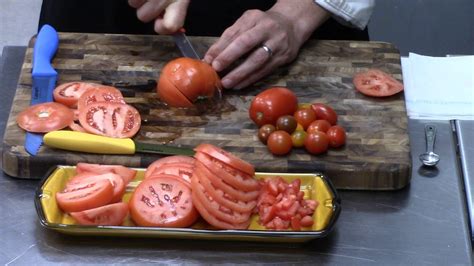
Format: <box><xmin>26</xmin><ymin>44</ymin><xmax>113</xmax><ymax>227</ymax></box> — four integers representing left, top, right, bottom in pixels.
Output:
<box><xmin>2</xmin><ymin>33</ymin><xmax>411</xmax><ymax>190</ymax></box>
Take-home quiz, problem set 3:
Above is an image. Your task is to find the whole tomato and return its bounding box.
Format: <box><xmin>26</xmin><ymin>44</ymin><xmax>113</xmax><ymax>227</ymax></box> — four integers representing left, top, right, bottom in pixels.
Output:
<box><xmin>293</xmin><ymin>108</ymin><xmax>317</xmax><ymax>130</ymax></box>
<box><xmin>311</xmin><ymin>103</ymin><xmax>338</xmax><ymax>125</ymax></box>
<box><xmin>327</xmin><ymin>125</ymin><xmax>346</xmax><ymax>148</ymax></box>
<box><xmin>157</xmin><ymin>57</ymin><xmax>222</xmax><ymax>107</ymax></box>
<box><xmin>267</xmin><ymin>130</ymin><xmax>293</xmax><ymax>155</ymax></box>
<box><xmin>249</xmin><ymin>87</ymin><xmax>298</xmax><ymax>127</ymax></box>
<box><xmin>304</xmin><ymin>131</ymin><xmax>329</xmax><ymax>155</ymax></box>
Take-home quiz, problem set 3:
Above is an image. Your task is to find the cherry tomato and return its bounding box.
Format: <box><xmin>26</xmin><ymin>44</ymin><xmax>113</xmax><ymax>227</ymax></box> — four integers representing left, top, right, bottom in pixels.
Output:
<box><xmin>157</xmin><ymin>57</ymin><xmax>221</xmax><ymax>107</ymax></box>
<box><xmin>267</xmin><ymin>130</ymin><xmax>293</xmax><ymax>155</ymax></box>
<box><xmin>17</xmin><ymin>102</ymin><xmax>75</xmax><ymax>133</ymax></box>
<box><xmin>56</xmin><ymin>179</ymin><xmax>114</xmax><ymax>213</ymax></box>
<box><xmin>53</xmin><ymin>82</ymin><xmax>100</xmax><ymax>107</ymax></box>
<box><xmin>307</xmin><ymin>120</ymin><xmax>331</xmax><ymax>134</ymax></box>
<box><xmin>145</xmin><ymin>155</ymin><xmax>196</xmax><ymax>180</ymax></box>
<box><xmin>258</xmin><ymin>124</ymin><xmax>276</xmax><ymax>144</ymax></box>
<box><xmin>326</xmin><ymin>125</ymin><xmax>346</xmax><ymax>148</ymax></box>
<box><xmin>276</xmin><ymin>115</ymin><xmax>297</xmax><ymax>134</ymax></box>
<box><xmin>194</xmin><ymin>143</ymin><xmax>255</xmax><ymax>176</ymax></box>
<box><xmin>77</xmin><ymin>86</ymin><xmax>125</xmax><ymax>112</ymax></box>
<box><xmin>78</xmin><ymin>102</ymin><xmax>141</xmax><ymax>138</ymax></box>
<box><xmin>76</xmin><ymin>163</ymin><xmax>137</xmax><ymax>184</ymax></box>
<box><xmin>310</xmin><ymin>103</ymin><xmax>338</xmax><ymax>125</ymax></box>
<box><xmin>304</xmin><ymin>131</ymin><xmax>329</xmax><ymax>155</ymax></box>
<box><xmin>353</xmin><ymin>69</ymin><xmax>404</xmax><ymax>97</ymax></box>
<box><xmin>293</xmin><ymin>108</ymin><xmax>317</xmax><ymax>130</ymax></box>
<box><xmin>129</xmin><ymin>175</ymin><xmax>198</xmax><ymax>227</ymax></box>
<box><xmin>249</xmin><ymin>87</ymin><xmax>298</xmax><ymax>127</ymax></box>
<box><xmin>70</xmin><ymin>202</ymin><xmax>129</xmax><ymax>226</ymax></box>
<box><xmin>291</xmin><ymin>130</ymin><xmax>307</xmax><ymax>148</ymax></box>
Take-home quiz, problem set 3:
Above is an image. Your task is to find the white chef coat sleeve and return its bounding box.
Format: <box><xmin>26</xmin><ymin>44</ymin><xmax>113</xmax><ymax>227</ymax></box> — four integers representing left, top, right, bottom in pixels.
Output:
<box><xmin>314</xmin><ymin>0</ymin><xmax>375</xmax><ymax>29</ymax></box>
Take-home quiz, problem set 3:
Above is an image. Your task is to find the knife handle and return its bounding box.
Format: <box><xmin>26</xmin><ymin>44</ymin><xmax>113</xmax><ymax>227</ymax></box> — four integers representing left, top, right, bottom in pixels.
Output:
<box><xmin>44</xmin><ymin>131</ymin><xmax>136</xmax><ymax>154</ymax></box>
<box><xmin>32</xmin><ymin>24</ymin><xmax>58</xmax><ymax>77</ymax></box>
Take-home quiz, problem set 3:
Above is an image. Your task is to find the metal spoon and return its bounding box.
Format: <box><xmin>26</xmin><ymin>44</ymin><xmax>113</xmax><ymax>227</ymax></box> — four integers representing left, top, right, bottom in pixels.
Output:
<box><xmin>419</xmin><ymin>125</ymin><xmax>440</xmax><ymax>166</ymax></box>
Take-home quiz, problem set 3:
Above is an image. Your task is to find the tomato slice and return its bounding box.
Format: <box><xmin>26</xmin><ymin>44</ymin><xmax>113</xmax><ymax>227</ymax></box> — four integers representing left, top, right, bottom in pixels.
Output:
<box><xmin>78</xmin><ymin>102</ymin><xmax>141</xmax><ymax>138</ymax></box>
<box><xmin>144</xmin><ymin>155</ymin><xmax>195</xmax><ymax>180</ymax></box>
<box><xmin>146</xmin><ymin>163</ymin><xmax>193</xmax><ymax>184</ymax></box>
<box><xmin>56</xmin><ymin>179</ymin><xmax>114</xmax><ymax>213</ymax></box>
<box><xmin>66</xmin><ymin>173</ymin><xmax>126</xmax><ymax>203</ymax></box>
<box><xmin>194</xmin><ymin>144</ymin><xmax>255</xmax><ymax>176</ymax></box>
<box><xmin>17</xmin><ymin>102</ymin><xmax>75</xmax><ymax>133</ymax></box>
<box><xmin>129</xmin><ymin>175</ymin><xmax>198</xmax><ymax>227</ymax></box>
<box><xmin>69</xmin><ymin>202</ymin><xmax>129</xmax><ymax>226</ymax></box>
<box><xmin>77</xmin><ymin>86</ymin><xmax>125</xmax><ymax>111</ymax></box>
<box><xmin>53</xmin><ymin>82</ymin><xmax>100</xmax><ymax>107</ymax></box>
<box><xmin>353</xmin><ymin>69</ymin><xmax>404</xmax><ymax>97</ymax></box>
<box><xmin>76</xmin><ymin>163</ymin><xmax>137</xmax><ymax>184</ymax></box>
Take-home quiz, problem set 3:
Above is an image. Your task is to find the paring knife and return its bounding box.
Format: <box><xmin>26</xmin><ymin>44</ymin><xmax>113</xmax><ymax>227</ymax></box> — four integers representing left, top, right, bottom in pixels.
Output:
<box><xmin>172</xmin><ymin>28</ymin><xmax>201</xmax><ymax>59</ymax></box>
<box><xmin>43</xmin><ymin>131</ymin><xmax>195</xmax><ymax>156</ymax></box>
<box><xmin>25</xmin><ymin>24</ymin><xmax>59</xmax><ymax>156</ymax></box>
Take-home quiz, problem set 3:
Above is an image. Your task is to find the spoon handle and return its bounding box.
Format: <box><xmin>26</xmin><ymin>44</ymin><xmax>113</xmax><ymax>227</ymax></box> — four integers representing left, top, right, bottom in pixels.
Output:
<box><xmin>425</xmin><ymin>125</ymin><xmax>437</xmax><ymax>153</ymax></box>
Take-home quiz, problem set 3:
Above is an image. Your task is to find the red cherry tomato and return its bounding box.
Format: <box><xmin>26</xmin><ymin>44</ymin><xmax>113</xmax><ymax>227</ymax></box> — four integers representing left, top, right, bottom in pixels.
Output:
<box><xmin>326</xmin><ymin>125</ymin><xmax>346</xmax><ymax>148</ymax></box>
<box><xmin>267</xmin><ymin>130</ymin><xmax>293</xmax><ymax>155</ymax></box>
<box><xmin>304</xmin><ymin>131</ymin><xmax>329</xmax><ymax>155</ymax></box>
<box><xmin>293</xmin><ymin>108</ymin><xmax>317</xmax><ymax>130</ymax></box>
<box><xmin>70</xmin><ymin>202</ymin><xmax>129</xmax><ymax>226</ymax></box>
<box><xmin>17</xmin><ymin>102</ymin><xmax>75</xmax><ymax>133</ymax></box>
<box><xmin>249</xmin><ymin>87</ymin><xmax>298</xmax><ymax>127</ymax></box>
<box><xmin>157</xmin><ymin>57</ymin><xmax>221</xmax><ymax>107</ymax></box>
<box><xmin>353</xmin><ymin>69</ymin><xmax>404</xmax><ymax>97</ymax></box>
<box><xmin>53</xmin><ymin>82</ymin><xmax>100</xmax><ymax>107</ymax></box>
<box><xmin>310</xmin><ymin>103</ymin><xmax>338</xmax><ymax>125</ymax></box>
<box><xmin>78</xmin><ymin>102</ymin><xmax>141</xmax><ymax>138</ymax></box>
<box><xmin>307</xmin><ymin>120</ymin><xmax>331</xmax><ymax>134</ymax></box>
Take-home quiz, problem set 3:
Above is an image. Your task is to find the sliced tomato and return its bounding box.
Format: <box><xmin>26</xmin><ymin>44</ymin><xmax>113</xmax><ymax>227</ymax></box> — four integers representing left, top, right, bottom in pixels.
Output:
<box><xmin>56</xmin><ymin>179</ymin><xmax>114</xmax><ymax>213</ymax></box>
<box><xmin>53</xmin><ymin>82</ymin><xmax>100</xmax><ymax>107</ymax></box>
<box><xmin>145</xmin><ymin>155</ymin><xmax>195</xmax><ymax>180</ymax></box>
<box><xmin>66</xmin><ymin>173</ymin><xmax>126</xmax><ymax>203</ymax></box>
<box><xmin>69</xmin><ymin>202</ymin><xmax>129</xmax><ymax>226</ymax></box>
<box><xmin>78</xmin><ymin>102</ymin><xmax>141</xmax><ymax>138</ymax></box>
<box><xmin>146</xmin><ymin>163</ymin><xmax>193</xmax><ymax>184</ymax></box>
<box><xmin>77</xmin><ymin>86</ymin><xmax>125</xmax><ymax>111</ymax></box>
<box><xmin>69</xmin><ymin>121</ymin><xmax>87</xmax><ymax>132</ymax></box>
<box><xmin>129</xmin><ymin>175</ymin><xmax>198</xmax><ymax>227</ymax></box>
<box><xmin>194</xmin><ymin>143</ymin><xmax>255</xmax><ymax>176</ymax></box>
<box><xmin>76</xmin><ymin>163</ymin><xmax>137</xmax><ymax>184</ymax></box>
<box><xmin>353</xmin><ymin>69</ymin><xmax>404</xmax><ymax>97</ymax></box>
<box><xmin>17</xmin><ymin>102</ymin><xmax>74</xmax><ymax>133</ymax></box>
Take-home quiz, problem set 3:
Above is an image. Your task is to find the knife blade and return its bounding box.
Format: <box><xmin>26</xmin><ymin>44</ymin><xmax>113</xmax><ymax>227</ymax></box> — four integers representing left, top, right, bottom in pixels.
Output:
<box><xmin>25</xmin><ymin>24</ymin><xmax>59</xmax><ymax>156</ymax></box>
<box><xmin>172</xmin><ymin>28</ymin><xmax>200</xmax><ymax>59</ymax></box>
<box><xmin>43</xmin><ymin>131</ymin><xmax>195</xmax><ymax>156</ymax></box>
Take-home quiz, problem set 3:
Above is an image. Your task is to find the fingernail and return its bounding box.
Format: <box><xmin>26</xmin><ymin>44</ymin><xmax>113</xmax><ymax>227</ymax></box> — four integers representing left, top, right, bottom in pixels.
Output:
<box><xmin>212</xmin><ymin>61</ymin><xmax>223</xmax><ymax>72</ymax></box>
<box><xmin>221</xmin><ymin>78</ymin><xmax>233</xmax><ymax>88</ymax></box>
<box><xmin>203</xmin><ymin>55</ymin><xmax>213</xmax><ymax>64</ymax></box>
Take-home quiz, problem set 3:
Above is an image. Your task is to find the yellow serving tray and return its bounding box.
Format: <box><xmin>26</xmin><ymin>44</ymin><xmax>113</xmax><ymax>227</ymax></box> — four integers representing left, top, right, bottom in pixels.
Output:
<box><xmin>35</xmin><ymin>165</ymin><xmax>341</xmax><ymax>243</ymax></box>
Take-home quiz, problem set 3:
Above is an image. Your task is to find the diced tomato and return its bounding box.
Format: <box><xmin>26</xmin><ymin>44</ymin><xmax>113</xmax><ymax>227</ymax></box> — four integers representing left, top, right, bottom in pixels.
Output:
<box><xmin>69</xmin><ymin>202</ymin><xmax>129</xmax><ymax>226</ymax></box>
<box><xmin>291</xmin><ymin>216</ymin><xmax>302</xmax><ymax>231</ymax></box>
<box><xmin>56</xmin><ymin>179</ymin><xmax>114</xmax><ymax>213</ymax></box>
<box><xmin>300</xmin><ymin>215</ymin><xmax>314</xmax><ymax>227</ymax></box>
<box><xmin>76</xmin><ymin>163</ymin><xmax>137</xmax><ymax>184</ymax></box>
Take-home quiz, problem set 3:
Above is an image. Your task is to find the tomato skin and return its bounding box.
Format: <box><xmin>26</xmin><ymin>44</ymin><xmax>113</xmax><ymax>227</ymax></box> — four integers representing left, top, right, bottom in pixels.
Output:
<box><xmin>249</xmin><ymin>87</ymin><xmax>298</xmax><ymax>127</ymax></box>
<box><xmin>310</xmin><ymin>103</ymin><xmax>338</xmax><ymax>125</ymax></box>
<box><xmin>293</xmin><ymin>108</ymin><xmax>317</xmax><ymax>130</ymax></box>
<box><xmin>304</xmin><ymin>131</ymin><xmax>329</xmax><ymax>155</ymax></box>
<box><xmin>258</xmin><ymin>124</ymin><xmax>276</xmax><ymax>144</ymax></box>
<box><xmin>70</xmin><ymin>202</ymin><xmax>129</xmax><ymax>226</ymax></box>
<box><xmin>353</xmin><ymin>69</ymin><xmax>404</xmax><ymax>97</ymax></box>
<box><xmin>326</xmin><ymin>125</ymin><xmax>346</xmax><ymax>148</ymax></box>
<box><xmin>306</xmin><ymin>120</ymin><xmax>331</xmax><ymax>134</ymax></box>
<box><xmin>53</xmin><ymin>82</ymin><xmax>100</xmax><ymax>107</ymax></box>
<box><xmin>267</xmin><ymin>130</ymin><xmax>293</xmax><ymax>155</ymax></box>
<box><xmin>56</xmin><ymin>179</ymin><xmax>114</xmax><ymax>213</ymax></box>
<box><xmin>17</xmin><ymin>102</ymin><xmax>75</xmax><ymax>133</ymax></box>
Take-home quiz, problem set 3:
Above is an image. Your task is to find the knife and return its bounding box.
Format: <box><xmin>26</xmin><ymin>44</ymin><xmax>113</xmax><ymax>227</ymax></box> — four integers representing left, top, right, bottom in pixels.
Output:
<box><xmin>25</xmin><ymin>24</ymin><xmax>59</xmax><ymax>155</ymax></box>
<box><xmin>43</xmin><ymin>131</ymin><xmax>195</xmax><ymax>156</ymax></box>
<box><xmin>172</xmin><ymin>28</ymin><xmax>200</xmax><ymax>59</ymax></box>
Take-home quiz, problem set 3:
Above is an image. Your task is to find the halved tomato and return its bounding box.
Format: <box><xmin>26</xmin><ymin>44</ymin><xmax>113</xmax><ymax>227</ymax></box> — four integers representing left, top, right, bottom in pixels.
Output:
<box><xmin>194</xmin><ymin>143</ymin><xmax>255</xmax><ymax>176</ymax></box>
<box><xmin>76</xmin><ymin>163</ymin><xmax>137</xmax><ymax>184</ymax></box>
<box><xmin>56</xmin><ymin>179</ymin><xmax>114</xmax><ymax>213</ymax></box>
<box><xmin>66</xmin><ymin>173</ymin><xmax>126</xmax><ymax>203</ymax></box>
<box><xmin>53</xmin><ymin>82</ymin><xmax>100</xmax><ymax>107</ymax></box>
<box><xmin>353</xmin><ymin>69</ymin><xmax>404</xmax><ymax>97</ymax></box>
<box><xmin>17</xmin><ymin>102</ymin><xmax>75</xmax><ymax>133</ymax></box>
<box><xmin>146</xmin><ymin>163</ymin><xmax>193</xmax><ymax>184</ymax></box>
<box><xmin>69</xmin><ymin>202</ymin><xmax>129</xmax><ymax>226</ymax></box>
<box><xmin>78</xmin><ymin>102</ymin><xmax>141</xmax><ymax>138</ymax></box>
<box><xmin>129</xmin><ymin>175</ymin><xmax>198</xmax><ymax>227</ymax></box>
<box><xmin>144</xmin><ymin>155</ymin><xmax>195</xmax><ymax>180</ymax></box>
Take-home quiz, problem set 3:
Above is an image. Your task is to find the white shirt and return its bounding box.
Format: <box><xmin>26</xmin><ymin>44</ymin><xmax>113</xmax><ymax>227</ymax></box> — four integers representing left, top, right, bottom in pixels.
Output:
<box><xmin>315</xmin><ymin>0</ymin><xmax>375</xmax><ymax>29</ymax></box>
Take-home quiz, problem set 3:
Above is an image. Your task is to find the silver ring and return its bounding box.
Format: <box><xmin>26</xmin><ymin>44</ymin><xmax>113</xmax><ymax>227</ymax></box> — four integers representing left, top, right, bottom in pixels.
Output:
<box><xmin>261</xmin><ymin>44</ymin><xmax>273</xmax><ymax>57</ymax></box>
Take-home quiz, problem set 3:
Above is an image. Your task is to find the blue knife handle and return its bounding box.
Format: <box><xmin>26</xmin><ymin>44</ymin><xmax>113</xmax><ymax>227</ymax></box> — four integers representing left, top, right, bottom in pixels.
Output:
<box><xmin>32</xmin><ymin>24</ymin><xmax>58</xmax><ymax>77</ymax></box>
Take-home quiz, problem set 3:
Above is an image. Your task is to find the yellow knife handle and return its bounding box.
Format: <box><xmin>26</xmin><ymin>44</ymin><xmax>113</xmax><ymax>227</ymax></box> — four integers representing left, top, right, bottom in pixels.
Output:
<box><xmin>43</xmin><ymin>131</ymin><xmax>135</xmax><ymax>154</ymax></box>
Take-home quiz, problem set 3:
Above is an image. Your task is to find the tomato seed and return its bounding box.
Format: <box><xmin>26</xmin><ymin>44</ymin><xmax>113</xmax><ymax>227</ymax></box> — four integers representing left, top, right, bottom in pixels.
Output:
<box><xmin>140</xmin><ymin>195</ymin><xmax>155</xmax><ymax>207</ymax></box>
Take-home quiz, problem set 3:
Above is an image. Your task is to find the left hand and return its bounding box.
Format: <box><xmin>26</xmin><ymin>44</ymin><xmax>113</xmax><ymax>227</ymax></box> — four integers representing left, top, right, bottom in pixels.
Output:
<box><xmin>203</xmin><ymin>0</ymin><xmax>330</xmax><ymax>89</ymax></box>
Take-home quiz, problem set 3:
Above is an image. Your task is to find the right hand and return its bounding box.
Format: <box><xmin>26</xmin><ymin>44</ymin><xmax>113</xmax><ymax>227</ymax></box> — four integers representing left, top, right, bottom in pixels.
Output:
<box><xmin>128</xmin><ymin>0</ymin><xmax>190</xmax><ymax>34</ymax></box>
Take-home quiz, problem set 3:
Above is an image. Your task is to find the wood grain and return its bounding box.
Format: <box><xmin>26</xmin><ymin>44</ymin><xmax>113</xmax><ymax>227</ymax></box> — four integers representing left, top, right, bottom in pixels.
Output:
<box><xmin>2</xmin><ymin>33</ymin><xmax>411</xmax><ymax>190</ymax></box>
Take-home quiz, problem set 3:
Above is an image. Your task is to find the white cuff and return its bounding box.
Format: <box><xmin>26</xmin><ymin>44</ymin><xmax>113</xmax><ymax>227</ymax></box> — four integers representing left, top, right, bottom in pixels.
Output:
<box><xmin>314</xmin><ymin>0</ymin><xmax>375</xmax><ymax>29</ymax></box>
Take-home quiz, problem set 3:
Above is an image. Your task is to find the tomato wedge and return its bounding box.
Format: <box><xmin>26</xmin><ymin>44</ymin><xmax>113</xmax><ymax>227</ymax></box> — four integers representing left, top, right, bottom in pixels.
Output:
<box><xmin>17</xmin><ymin>102</ymin><xmax>74</xmax><ymax>133</ymax></box>
<box><xmin>353</xmin><ymin>69</ymin><xmax>404</xmax><ymax>97</ymax></box>
<box><xmin>56</xmin><ymin>179</ymin><xmax>114</xmax><ymax>213</ymax></box>
<box><xmin>129</xmin><ymin>175</ymin><xmax>198</xmax><ymax>227</ymax></box>
<box><xmin>194</xmin><ymin>144</ymin><xmax>255</xmax><ymax>176</ymax></box>
<box><xmin>146</xmin><ymin>163</ymin><xmax>193</xmax><ymax>184</ymax></box>
<box><xmin>78</xmin><ymin>102</ymin><xmax>141</xmax><ymax>138</ymax></box>
<box><xmin>53</xmin><ymin>82</ymin><xmax>100</xmax><ymax>107</ymax></box>
<box><xmin>69</xmin><ymin>202</ymin><xmax>129</xmax><ymax>226</ymax></box>
<box><xmin>66</xmin><ymin>173</ymin><xmax>126</xmax><ymax>203</ymax></box>
<box><xmin>76</xmin><ymin>163</ymin><xmax>137</xmax><ymax>184</ymax></box>
<box><xmin>77</xmin><ymin>86</ymin><xmax>125</xmax><ymax>111</ymax></box>
<box><xmin>144</xmin><ymin>155</ymin><xmax>195</xmax><ymax>180</ymax></box>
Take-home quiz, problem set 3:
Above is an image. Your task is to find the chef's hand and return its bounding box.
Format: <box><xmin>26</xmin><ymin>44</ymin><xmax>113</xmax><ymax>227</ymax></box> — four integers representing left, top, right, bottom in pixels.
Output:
<box><xmin>204</xmin><ymin>0</ymin><xmax>330</xmax><ymax>89</ymax></box>
<box><xmin>128</xmin><ymin>0</ymin><xmax>190</xmax><ymax>34</ymax></box>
